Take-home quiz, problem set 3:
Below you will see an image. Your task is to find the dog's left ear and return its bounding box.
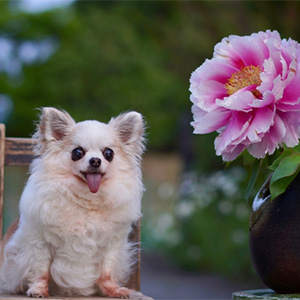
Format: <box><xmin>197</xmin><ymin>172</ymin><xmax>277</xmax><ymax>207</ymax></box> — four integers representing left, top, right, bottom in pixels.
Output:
<box><xmin>109</xmin><ymin>111</ymin><xmax>145</xmax><ymax>155</ymax></box>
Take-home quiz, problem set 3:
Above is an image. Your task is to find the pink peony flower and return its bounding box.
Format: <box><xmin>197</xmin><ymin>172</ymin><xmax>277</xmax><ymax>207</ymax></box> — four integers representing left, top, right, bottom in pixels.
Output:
<box><xmin>190</xmin><ymin>30</ymin><xmax>300</xmax><ymax>161</ymax></box>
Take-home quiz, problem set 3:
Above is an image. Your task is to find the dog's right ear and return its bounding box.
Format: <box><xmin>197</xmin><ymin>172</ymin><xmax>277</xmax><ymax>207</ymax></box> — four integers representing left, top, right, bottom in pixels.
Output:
<box><xmin>34</xmin><ymin>107</ymin><xmax>76</xmax><ymax>154</ymax></box>
<box><xmin>38</xmin><ymin>107</ymin><xmax>76</xmax><ymax>141</ymax></box>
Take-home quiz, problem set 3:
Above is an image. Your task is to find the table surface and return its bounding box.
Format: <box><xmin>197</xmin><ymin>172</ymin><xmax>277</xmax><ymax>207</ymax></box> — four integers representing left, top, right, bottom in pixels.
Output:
<box><xmin>233</xmin><ymin>289</ymin><xmax>300</xmax><ymax>299</ymax></box>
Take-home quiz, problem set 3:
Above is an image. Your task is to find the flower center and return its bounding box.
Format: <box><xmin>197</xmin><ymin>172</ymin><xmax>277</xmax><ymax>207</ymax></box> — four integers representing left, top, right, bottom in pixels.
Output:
<box><xmin>225</xmin><ymin>65</ymin><xmax>262</xmax><ymax>98</ymax></box>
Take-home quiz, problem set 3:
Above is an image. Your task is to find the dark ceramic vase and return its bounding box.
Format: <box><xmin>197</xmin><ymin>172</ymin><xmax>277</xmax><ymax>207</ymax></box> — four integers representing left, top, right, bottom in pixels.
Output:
<box><xmin>250</xmin><ymin>173</ymin><xmax>300</xmax><ymax>294</ymax></box>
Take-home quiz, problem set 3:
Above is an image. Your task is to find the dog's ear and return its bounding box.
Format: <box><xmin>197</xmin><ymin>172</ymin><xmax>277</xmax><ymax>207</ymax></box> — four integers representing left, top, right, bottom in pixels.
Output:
<box><xmin>109</xmin><ymin>111</ymin><xmax>146</xmax><ymax>155</ymax></box>
<box><xmin>38</xmin><ymin>107</ymin><xmax>76</xmax><ymax>141</ymax></box>
<box><xmin>33</xmin><ymin>108</ymin><xmax>76</xmax><ymax>155</ymax></box>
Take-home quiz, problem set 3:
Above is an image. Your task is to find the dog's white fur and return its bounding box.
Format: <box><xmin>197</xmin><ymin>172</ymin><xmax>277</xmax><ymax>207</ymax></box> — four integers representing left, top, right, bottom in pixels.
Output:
<box><xmin>0</xmin><ymin>108</ymin><xmax>145</xmax><ymax>298</ymax></box>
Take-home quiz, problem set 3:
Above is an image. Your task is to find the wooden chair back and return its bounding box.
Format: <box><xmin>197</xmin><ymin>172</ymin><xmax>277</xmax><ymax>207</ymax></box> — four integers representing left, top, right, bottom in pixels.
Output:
<box><xmin>0</xmin><ymin>124</ymin><xmax>140</xmax><ymax>291</ymax></box>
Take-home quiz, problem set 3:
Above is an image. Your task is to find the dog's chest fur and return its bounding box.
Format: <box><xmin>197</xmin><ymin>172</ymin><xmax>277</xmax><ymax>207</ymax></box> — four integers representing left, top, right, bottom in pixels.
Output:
<box><xmin>23</xmin><ymin>176</ymin><xmax>132</xmax><ymax>245</ymax></box>
<box><xmin>43</xmin><ymin>204</ymin><xmax>128</xmax><ymax>250</ymax></box>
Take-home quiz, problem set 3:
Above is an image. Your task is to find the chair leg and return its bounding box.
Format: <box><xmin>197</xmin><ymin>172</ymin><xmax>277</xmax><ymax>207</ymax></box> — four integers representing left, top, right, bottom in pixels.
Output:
<box><xmin>0</xmin><ymin>124</ymin><xmax>6</xmax><ymax>240</ymax></box>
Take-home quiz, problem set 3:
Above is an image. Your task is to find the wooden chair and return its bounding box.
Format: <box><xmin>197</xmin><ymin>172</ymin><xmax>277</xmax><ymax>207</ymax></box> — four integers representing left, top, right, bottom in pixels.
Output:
<box><xmin>0</xmin><ymin>124</ymin><xmax>143</xmax><ymax>299</ymax></box>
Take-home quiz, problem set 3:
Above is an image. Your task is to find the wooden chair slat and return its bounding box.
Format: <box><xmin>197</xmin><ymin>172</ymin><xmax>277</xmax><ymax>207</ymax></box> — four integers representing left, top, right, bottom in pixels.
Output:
<box><xmin>5</xmin><ymin>138</ymin><xmax>35</xmax><ymax>166</ymax></box>
<box><xmin>127</xmin><ymin>220</ymin><xmax>141</xmax><ymax>291</ymax></box>
<box><xmin>0</xmin><ymin>125</ymin><xmax>5</xmax><ymax>240</ymax></box>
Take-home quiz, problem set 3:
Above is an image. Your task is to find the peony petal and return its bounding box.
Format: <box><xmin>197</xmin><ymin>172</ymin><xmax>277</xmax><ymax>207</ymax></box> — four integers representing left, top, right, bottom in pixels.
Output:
<box><xmin>276</xmin><ymin>99</ymin><xmax>300</xmax><ymax>112</ymax></box>
<box><xmin>264</xmin><ymin>38</ymin><xmax>283</xmax><ymax>75</ymax></box>
<box><xmin>216</xmin><ymin>90</ymin><xmax>255</xmax><ymax>112</ymax></box>
<box><xmin>278</xmin><ymin>71</ymin><xmax>300</xmax><ymax>107</ymax></box>
<box><xmin>219</xmin><ymin>144</ymin><xmax>247</xmax><ymax>162</ymax></box>
<box><xmin>280</xmin><ymin>39</ymin><xmax>298</xmax><ymax>73</ymax></box>
<box><xmin>190</xmin><ymin>58</ymin><xmax>238</xmax><ymax>112</ymax></box>
<box><xmin>284</xmin><ymin>58</ymin><xmax>298</xmax><ymax>86</ymax></box>
<box><xmin>191</xmin><ymin>105</ymin><xmax>232</xmax><ymax>134</ymax></box>
<box><xmin>280</xmin><ymin>52</ymin><xmax>289</xmax><ymax>80</ymax></box>
<box><xmin>271</xmin><ymin>75</ymin><xmax>285</xmax><ymax>101</ymax></box>
<box><xmin>247</xmin><ymin>114</ymin><xmax>286</xmax><ymax>158</ymax></box>
<box><xmin>216</xmin><ymin>106</ymin><xmax>275</xmax><ymax>160</ymax></box>
<box><xmin>190</xmin><ymin>58</ymin><xmax>237</xmax><ymax>83</ymax></box>
<box><xmin>215</xmin><ymin>111</ymin><xmax>251</xmax><ymax>154</ymax></box>
<box><xmin>258</xmin><ymin>58</ymin><xmax>279</xmax><ymax>93</ymax></box>
<box><xmin>229</xmin><ymin>34</ymin><xmax>270</xmax><ymax>67</ymax></box>
<box><xmin>251</xmin><ymin>91</ymin><xmax>275</xmax><ymax>108</ymax></box>
<box><xmin>225</xmin><ymin>105</ymin><xmax>275</xmax><ymax>149</ymax></box>
<box><xmin>277</xmin><ymin>111</ymin><xmax>300</xmax><ymax>147</ymax></box>
<box><xmin>214</xmin><ymin>31</ymin><xmax>273</xmax><ymax>69</ymax></box>
<box><xmin>246</xmin><ymin>105</ymin><xmax>275</xmax><ymax>142</ymax></box>
<box><xmin>214</xmin><ymin>36</ymin><xmax>243</xmax><ymax>69</ymax></box>
<box><xmin>190</xmin><ymin>80</ymin><xmax>227</xmax><ymax>112</ymax></box>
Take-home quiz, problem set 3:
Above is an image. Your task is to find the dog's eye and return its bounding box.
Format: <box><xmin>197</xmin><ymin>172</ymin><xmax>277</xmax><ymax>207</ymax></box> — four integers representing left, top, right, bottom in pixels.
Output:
<box><xmin>72</xmin><ymin>147</ymin><xmax>85</xmax><ymax>161</ymax></box>
<box><xmin>103</xmin><ymin>148</ymin><xmax>114</xmax><ymax>162</ymax></box>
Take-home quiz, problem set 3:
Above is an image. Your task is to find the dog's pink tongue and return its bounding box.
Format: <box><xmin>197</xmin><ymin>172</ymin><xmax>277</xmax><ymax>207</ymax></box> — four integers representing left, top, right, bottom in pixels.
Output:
<box><xmin>86</xmin><ymin>174</ymin><xmax>102</xmax><ymax>193</ymax></box>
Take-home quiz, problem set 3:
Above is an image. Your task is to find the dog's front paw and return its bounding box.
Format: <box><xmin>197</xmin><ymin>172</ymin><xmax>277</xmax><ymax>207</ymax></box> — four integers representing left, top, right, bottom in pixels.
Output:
<box><xmin>100</xmin><ymin>284</ymin><xmax>131</xmax><ymax>298</ymax></box>
<box><xmin>26</xmin><ymin>282</ymin><xmax>49</xmax><ymax>298</ymax></box>
<box><xmin>98</xmin><ymin>275</ymin><xmax>131</xmax><ymax>298</ymax></box>
<box><xmin>27</xmin><ymin>292</ymin><xmax>49</xmax><ymax>298</ymax></box>
<box><xmin>27</xmin><ymin>290</ymin><xmax>49</xmax><ymax>298</ymax></box>
<box><xmin>108</xmin><ymin>287</ymin><xmax>131</xmax><ymax>299</ymax></box>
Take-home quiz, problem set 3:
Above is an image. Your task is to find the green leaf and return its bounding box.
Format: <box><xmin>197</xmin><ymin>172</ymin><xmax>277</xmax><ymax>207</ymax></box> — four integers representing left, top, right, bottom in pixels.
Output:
<box><xmin>245</xmin><ymin>159</ymin><xmax>262</xmax><ymax>203</ymax></box>
<box><xmin>270</xmin><ymin>154</ymin><xmax>300</xmax><ymax>199</ymax></box>
<box><xmin>270</xmin><ymin>171</ymin><xmax>299</xmax><ymax>200</ymax></box>
<box><xmin>291</xmin><ymin>143</ymin><xmax>300</xmax><ymax>153</ymax></box>
<box><xmin>271</xmin><ymin>154</ymin><xmax>300</xmax><ymax>181</ymax></box>
<box><xmin>269</xmin><ymin>148</ymin><xmax>295</xmax><ymax>171</ymax></box>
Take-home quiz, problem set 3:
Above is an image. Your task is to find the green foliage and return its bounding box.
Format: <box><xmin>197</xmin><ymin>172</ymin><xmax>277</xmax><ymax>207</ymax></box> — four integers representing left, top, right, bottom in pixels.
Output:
<box><xmin>269</xmin><ymin>153</ymin><xmax>300</xmax><ymax>199</ymax></box>
<box><xmin>242</xmin><ymin>146</ymin><xmax>300</xmax><ymax>203</ymax></box>
<box><xmin>0</xmin><ymin>0</ymin><xmax>299</xmax><ymax>155</ymax></box>
<box><xmin>245</xmin><ymin>159</ymin><xmax>262</xmax><ymax>203</ymax></box>
<box><xmin>142</xmin><ymin>167</ymin><xmax>253</xmax><ymax>278</ymax></box>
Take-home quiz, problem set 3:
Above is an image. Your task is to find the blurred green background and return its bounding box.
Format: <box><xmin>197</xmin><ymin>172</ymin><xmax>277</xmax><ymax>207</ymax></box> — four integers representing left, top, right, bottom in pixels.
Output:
<box><xmin>1</xmin><ymin>0</ymin><xmax>300</xmax><ymax>286</ymax></box>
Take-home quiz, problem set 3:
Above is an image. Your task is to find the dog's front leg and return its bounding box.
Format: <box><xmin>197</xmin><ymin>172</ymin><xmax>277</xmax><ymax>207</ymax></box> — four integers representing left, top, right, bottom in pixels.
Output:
<box><xmin>26</xmin><ymin>271</ymin><xmax>50</xmax><ymax>298</ymax></box>
<box><xmin>24</xmin><ymin>239</ymin><xmax>52</xmax><ymax>298</ymax></box>
<box><xmin>97</xmin><ymin>244</ymin><xmax>130</xmax><ymax>298</ymax></box>
<box><xmin>97</xmin><ymin>227</ymin><xmax>142</xmax><ymax>299</ymax></box>
<box><xmin>1</xmin><ymin>224</ymin><xmax>52</xmax><ymax>298</ymax></box>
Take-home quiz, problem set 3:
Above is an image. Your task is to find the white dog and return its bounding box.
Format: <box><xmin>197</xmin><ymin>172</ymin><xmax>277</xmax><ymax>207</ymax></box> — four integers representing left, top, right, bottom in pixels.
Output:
<box><xmin>0</xmin><ymin>108</ymin><xmax>146</xmax><ymax>298</ymax></box>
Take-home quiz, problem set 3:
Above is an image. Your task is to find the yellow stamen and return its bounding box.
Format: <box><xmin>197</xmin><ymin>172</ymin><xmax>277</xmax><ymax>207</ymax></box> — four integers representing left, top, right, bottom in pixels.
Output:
<box><xmin>225</xmin><ymin>65</ymin><xmax>262</xmax><ymax>98</ymax></box>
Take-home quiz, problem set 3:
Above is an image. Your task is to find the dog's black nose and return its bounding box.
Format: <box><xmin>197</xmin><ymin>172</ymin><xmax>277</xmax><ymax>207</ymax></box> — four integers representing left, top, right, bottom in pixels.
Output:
<box><xmin>89</xmin><ymin>157</ymin><xmax>101</xmax><ymax>168</ymax></box>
